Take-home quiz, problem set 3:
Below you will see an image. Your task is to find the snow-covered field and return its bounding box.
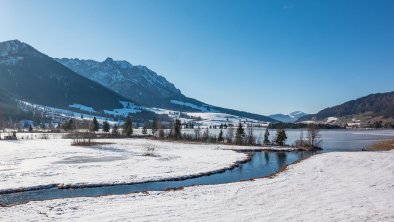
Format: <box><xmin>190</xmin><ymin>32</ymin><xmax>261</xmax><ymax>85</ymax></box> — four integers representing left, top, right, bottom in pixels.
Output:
<box><xmin>0</xmin><ymin>139</ymin><xmax>247</xmax><ymax>193</ymax></box>
<box><xmin>1</xmin><ymin>150</ymin><xmax>393</xmax><ymax>221</ymax></box>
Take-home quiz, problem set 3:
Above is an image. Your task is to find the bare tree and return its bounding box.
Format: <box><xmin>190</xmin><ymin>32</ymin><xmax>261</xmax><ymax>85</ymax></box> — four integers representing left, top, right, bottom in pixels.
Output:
<box><xmin>0</xmin><ymin>112</ymin><xmax>3</xmax><ymax>139</ymax></box>
<box><xmin>307</xmin><ymin>124</ymin><xmax>322</xmax><ymax>148</ymax></box>
<box><xmin>202</xmin><ymin>128</ymin><xmax>210</xmax><ymax>141</ymax></box>
<box><xmin>226</xmin><ymin>127</ymin><xmax>234</xmax><ymax>144</ymax></box>
<box><xmin>294</xmin><ymin>128</ymin><xmax>305</xmax><ymax>147</ymax></box>
<box><xmin>194</xmin><ymin>126</ymin><xmax>201</xmax><ymax>141</ymax></box>
<box><xmin>0</xmin><ymin>112</ymin><xmax>3</xmax><ymax>131</ymax></box>
<box><xmin>246</xmin><ymin>127</ymin><xmax>255</xmax><ymax>145</ymax></box>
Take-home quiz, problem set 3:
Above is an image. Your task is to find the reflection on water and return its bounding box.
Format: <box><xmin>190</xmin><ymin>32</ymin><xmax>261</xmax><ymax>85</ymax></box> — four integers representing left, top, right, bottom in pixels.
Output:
<box><xmin>0</xmin><ymin>151</ymin><xmax>314</xmax><ymax>206</ymax></box>
<box><xmin>180</xmin><ymin>129</ymin><xmax>394</xmax><ymax>151</ymax></box>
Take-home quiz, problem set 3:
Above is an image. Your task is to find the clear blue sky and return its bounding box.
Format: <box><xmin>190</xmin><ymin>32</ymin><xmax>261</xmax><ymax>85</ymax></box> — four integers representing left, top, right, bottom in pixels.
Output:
<box><xmin>1</xmin><ymin>0</ymin><xmax>393</xmax><ymax>115</ymax></box>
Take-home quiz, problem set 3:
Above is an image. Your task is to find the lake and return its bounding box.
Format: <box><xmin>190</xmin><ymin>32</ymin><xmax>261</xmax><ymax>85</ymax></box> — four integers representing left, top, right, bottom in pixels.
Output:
<box><xmin>1</xmin><ymin>129</ymin><xmax>393</xmax><ymax>206</ymax></box>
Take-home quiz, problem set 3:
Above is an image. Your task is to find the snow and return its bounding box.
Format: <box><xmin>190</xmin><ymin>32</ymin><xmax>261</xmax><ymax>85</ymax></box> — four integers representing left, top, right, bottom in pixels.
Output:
<box><xmin>326</xmin><ymin>117</ymin><xmax>338</xmax><ymax>122</ymax></box>
<box><xmin>143</xmin><ymin>107</ymin><xmax>268</xmax><ymax>127</ymax></box>
<box><xmin>0</xmin><ymin>56</ymin><xmax>23</xmax><ymax>65</ymax></box>
<box><xmin>18</xmin><ymin>100</ymin><xmax>115</xmax><ymax>123</ymax></box>
<box><xmin>0</xmin><ymin>40</ymin><xmax>24</xmax><ymax>56</ymax></box>
<box><xmin>289</xmin><ymin>111</ymin><xmax>305</xmax><ymax>117</ymax></box>
<box><xmin>0</xmin><ymin>139</ymin><xmax>246</xmax><ymax>193</ymax></box>
<box><xmin>104</xmin><ymin>101</ymin><xmax>141</xmax><ymax>116</ymax></box>
<box><xmin>55</xmin><ymin>58</ymin><xmax>182</xmax><ymax>99</ymax></box>
<box><xmin>171</xmin><ymin>100</ymin><xmax>219</xmax><ymax>112</ymax></box>
<box><xmin>186</xmin><ymin>112</ymin><xmax>269</xmax><ymax>127</ymax></box>
<box><xmin>68</xmin><ymin>104</ymin><xmax>96</xmax><ymax>113</ymax></box>
<box><xmin>2</xmin><ymin>150</ymin><xmax>393</xmax><ymax>221</ymax></box>
<box><xmin>104</xmin><ymin>107</ymin><xmax>141</xmax><ymax>116</ymax></box>
<box><xmin>300</xmin><ymin>120</ymin><xmax>316</xmax><ymax>124</ymax></box>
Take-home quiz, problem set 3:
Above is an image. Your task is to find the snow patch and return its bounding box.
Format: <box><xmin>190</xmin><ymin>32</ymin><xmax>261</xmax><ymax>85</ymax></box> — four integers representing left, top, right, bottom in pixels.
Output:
<box><xmin>104</xmin><ymin>101</ymin><xmax>141</xmax><ymax>116</ymax></box>
<box><xmin>3</xmin><ymin>151</ymin><xmax>393</xmax><ymax>221</ymax></box>
<box><xmin>171</xmin><ymin>100</ymin><xmax>219</xmax><ymax>112</ymax></box>
<box><xmin>0</xmin><ymin>139</ymin><xmax>246</xmax><ymax>193</ymax></box>
<box><xmin>326</xmin><ymin>117</ymin><xmax>338</xmax><ymax>123</ymax></box>
<box><xmin>69</xmin><ymin>104</ymin><xmax>96</xmax><ymax>113</ymax></box>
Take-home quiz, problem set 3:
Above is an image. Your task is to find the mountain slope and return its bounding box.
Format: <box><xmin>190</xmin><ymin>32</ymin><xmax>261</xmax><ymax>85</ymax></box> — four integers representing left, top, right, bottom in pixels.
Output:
<box><xmin>269</xmin><ymin>111</ymin><xmax>308</xmax><ymax>123</ymax></box>
<box><xmin>0</xmin><ymin>40</ymin><xmax>133</xmax><ymax>113</ymax></box>
<box><xmin>55</xmin><ymin>57</ymin><xmax>182</xmax><ymax>108</ymax></box>
<box><xmin>56</xmin><ymin>58</ymin><xmax>276</xmax><ymax>122</ymax></box>
<box><xmin>298</xmin><ymin>92</ymin><xmax>394</xmax><ymax>123</ymax></box>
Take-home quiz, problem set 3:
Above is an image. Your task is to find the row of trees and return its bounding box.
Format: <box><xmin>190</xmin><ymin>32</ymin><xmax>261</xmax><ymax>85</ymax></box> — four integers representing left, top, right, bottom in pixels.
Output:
<box><xmin>157</xmin><ymin>118</ymin><xmax>322</xmax><ymax>149</ymax></box>
<box><xmin>44</xmin><ymin>114</ymin><xmax>321</xmax><ymax>149</ymax></box>
<box><xmin>159</xmin><ymin>119</ymin><xmax>290</xmax><ymax>146</ymax></box>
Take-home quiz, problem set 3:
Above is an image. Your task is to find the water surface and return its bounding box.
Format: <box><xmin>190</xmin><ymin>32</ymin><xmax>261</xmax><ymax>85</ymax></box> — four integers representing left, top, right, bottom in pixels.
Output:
<box><xmin>0</xmin><ymin>151</ymin><xmax>314</xmax><ymax>206</ymax></box>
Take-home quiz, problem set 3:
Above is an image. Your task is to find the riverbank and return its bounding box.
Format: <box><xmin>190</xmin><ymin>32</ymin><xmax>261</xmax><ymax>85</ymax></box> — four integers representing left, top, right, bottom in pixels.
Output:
<box><xmin>0</xmin><ymin>139</ymin><xmax>248</xmax><ymax>193</ymax></box>
<box><xmin>1</xmin><ymin>150</ymin><xmax>393</xmax><ymax>221</ymax></box>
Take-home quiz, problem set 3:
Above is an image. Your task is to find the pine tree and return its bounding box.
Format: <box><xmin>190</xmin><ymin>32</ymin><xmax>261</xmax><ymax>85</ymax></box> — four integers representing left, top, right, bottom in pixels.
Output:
<box><xmin>263</xmin><ymin>127</ymin><xmax>270</xmax><ymax>145</ymax></box>
<box><xmin>66</xmin><ymin>119</ymin><xmax>74</xmax><ymax>131</ymax></box>
<box><xmin>123</xmin><ymin>116</ymin><xmax>133</xmax><ymax>136</ymax></box>
<box><xmin>235</xmin><ymin>122</ymin><xmax>245</xmax><ymax>145</ymax></box>
<box><xmin>103</xmin><ymin>121</ymin><xmax>110</xmax><ymax>133</ymax></box>
<box><xmin>174</xmin><ymin>119</ymin><xmax>182</xmax><ymax>139</ymax></box>
<box><xmin>218</xmin><ymin>129</ymin><xmax>224</xmax><ymax>142</ymax></box>
<box><xmin>275</xmin><ymin>123</ymin><xmax>287</xmax><ymax>146</ymax></box>
<box><xmin>112</xmin><ymin>124</ymin><xmax>119</xmax><ymax>135</ymax></box>
<box><xmin>91</xmin><ymin>117</ymin><xmax>99</xmax><ymax>132</ymax></box>
<box><xmin>152</xmin><ymin>116</ymin><xmax>158</xmax><ymax>135</ymax></box>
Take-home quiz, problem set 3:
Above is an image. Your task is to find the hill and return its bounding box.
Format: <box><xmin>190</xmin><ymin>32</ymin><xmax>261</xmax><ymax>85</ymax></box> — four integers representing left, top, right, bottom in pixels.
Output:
<box><xmin>269</xmin><ymin>111</ymin><xmax>308</xmax><ymax>123</ymax></box>
<box><xmin>298</xmin><ymin>92</ymin><xmax>394</xmax><ymax>126</ymax></box>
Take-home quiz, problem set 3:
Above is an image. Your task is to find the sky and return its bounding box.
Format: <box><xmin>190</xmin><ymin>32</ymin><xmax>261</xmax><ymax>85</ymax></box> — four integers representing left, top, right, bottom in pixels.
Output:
<box><xmin>0</xmin><ymin>0</ymin><xmax>393</xmax><ymax>115</ymax></box>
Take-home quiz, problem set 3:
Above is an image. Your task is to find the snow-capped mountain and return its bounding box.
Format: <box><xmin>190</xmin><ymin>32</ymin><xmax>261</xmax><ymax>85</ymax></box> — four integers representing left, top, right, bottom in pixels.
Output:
<box><xmin>56</xmin><ymin>57</ymin><xmax>276</xmax><ymax>122</ymax></box>
<box><xmin>0</xmin><ymin>40</ymin><xmax>135</xmax><ymax>113</ymax></box>
<box><xmin>55</xmin><ymin>57</ymin><xmax>183</xmax><ymax>108</ymax></box>
<box><xmin>0</xmin><ymin>39</ymin><xmax>276</xmax><ymax>124</ymax></box>
<box><xmin>269</xmin><ymin>111</ymin><xmax>308</xmax><ymax>123</ymax></box>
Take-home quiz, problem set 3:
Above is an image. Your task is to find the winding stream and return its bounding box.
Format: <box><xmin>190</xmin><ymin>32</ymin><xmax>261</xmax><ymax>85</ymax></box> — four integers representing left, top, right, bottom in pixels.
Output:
<box><xmin>0</xmin><ymin>151</ymin><xmax>315</xmax><ymax>206</ymax></box>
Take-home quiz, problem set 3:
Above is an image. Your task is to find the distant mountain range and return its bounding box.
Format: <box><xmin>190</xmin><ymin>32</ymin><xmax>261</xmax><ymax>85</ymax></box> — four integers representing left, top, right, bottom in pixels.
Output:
<box><xmin>298</xmin><ymin>92</ymin><xmax>394</xmax><ymax>124</ymax></box>
<box><xmin>269</xmin><ymin>111</ymin><xmax>308</xmax><ymax>123</ymax></box>
<box><xmin>54</xmin><ymin>56</ymin><xmax>275</xmax><ymax>122</ymax></box>
<box><xmin>0</xmin><ymin>40</ymin><xmax>275</xmax><ymax>123</ymax></box>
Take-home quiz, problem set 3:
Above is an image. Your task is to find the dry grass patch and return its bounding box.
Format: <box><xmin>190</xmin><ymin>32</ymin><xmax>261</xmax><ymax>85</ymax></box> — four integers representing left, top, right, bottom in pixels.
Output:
<box><xmin>368</xmin><ymin>140</ymin><xmax>394</xmax><ymax>151</ymax></box>
<box><xmin>71</xmin><ymin>139</ymin><xmax>113</xmax><ymax>146</ymax></box>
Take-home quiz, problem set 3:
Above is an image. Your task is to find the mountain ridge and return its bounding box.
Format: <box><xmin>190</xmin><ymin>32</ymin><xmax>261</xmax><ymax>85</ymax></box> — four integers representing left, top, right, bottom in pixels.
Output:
<box><xmin>269</xmin><ymin>111</ymin><xmax>308</xmax><ymax>123</ymax></box>
<box><xmin>297</xmin><ymin>91</ymin><xmax>394</xmax><ymax>124</ymax></box>
<box><xmin>0</xmin><ymin>40</ymin><xmax>134</xmax><ymax>113</ymax></box>
<box><xmin>56</xmin><ymin>56</ymin><xmax>276</xmax><ymax>122</ymax></box>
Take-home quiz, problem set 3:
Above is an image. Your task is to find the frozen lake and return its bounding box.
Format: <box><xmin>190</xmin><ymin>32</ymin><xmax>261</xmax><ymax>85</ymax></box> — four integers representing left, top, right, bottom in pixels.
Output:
<box><xmin>181</xmin><ymin>128</ymin><xmax>394</xmax><ymax>151</ymax></box>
